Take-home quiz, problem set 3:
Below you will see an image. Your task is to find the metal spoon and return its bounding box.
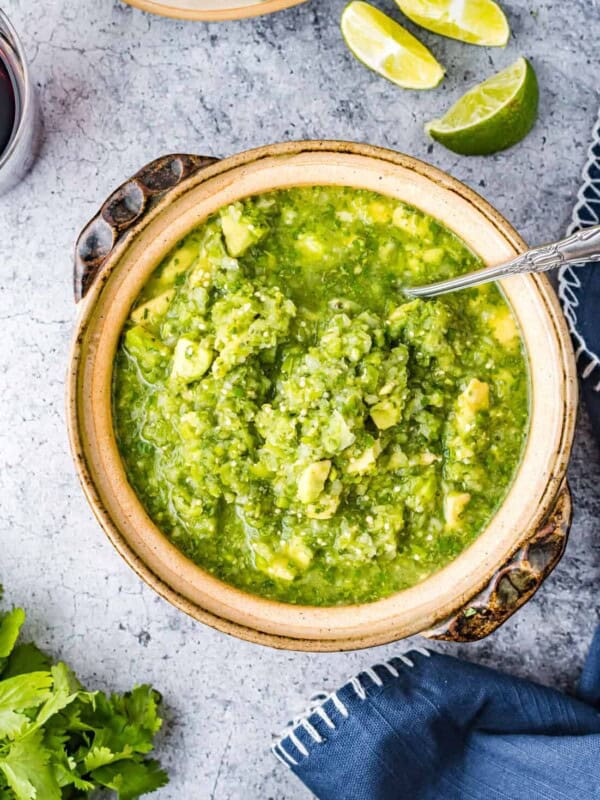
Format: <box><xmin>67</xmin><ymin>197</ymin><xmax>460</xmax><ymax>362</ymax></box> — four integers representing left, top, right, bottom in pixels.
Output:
<box><xmin>405</xmin><ymin>224</ymin><xmax>600</xmax><ymax>299</ymax></box>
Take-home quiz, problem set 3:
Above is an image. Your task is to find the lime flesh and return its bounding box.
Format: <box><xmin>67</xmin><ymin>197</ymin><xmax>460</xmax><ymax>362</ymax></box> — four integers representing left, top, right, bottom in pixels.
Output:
<box><xmin>395</xmin><ymin>0</ymin><xmax>510</xmax><ymax>47</ymax></box>
<box><xmin>341</xmin><ymin>1</ymin><xmax>445</xmax><ymax>90</ymax></box>
<box><xmin>425</xmin><ymin>57</ymin><xmax>539</xmax><ymax>155</ymax></box>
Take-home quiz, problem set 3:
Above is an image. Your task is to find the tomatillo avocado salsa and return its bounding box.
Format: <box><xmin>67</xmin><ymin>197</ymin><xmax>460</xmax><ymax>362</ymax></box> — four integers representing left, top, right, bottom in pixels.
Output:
<box><xmin>112</xmin><ymin>187</ymin><xmax>529</xmax><ymax>606</ymax></box>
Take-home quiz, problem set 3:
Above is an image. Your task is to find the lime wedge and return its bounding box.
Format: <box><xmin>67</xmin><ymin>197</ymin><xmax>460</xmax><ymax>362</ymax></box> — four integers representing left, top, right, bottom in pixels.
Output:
<box><xmin>425</xmin><ymin>57</ymin><xmax>539</xmax><ymax>155</ymax></box>
<box><xmin>395</xmin><ymin>0</ymin><xmax>510</xmax><ymax>47</ymax></box>
<box><xmin>341</xmin><ymin>1</ymin><xmax>445</xmax><ymax>90</ymax></box>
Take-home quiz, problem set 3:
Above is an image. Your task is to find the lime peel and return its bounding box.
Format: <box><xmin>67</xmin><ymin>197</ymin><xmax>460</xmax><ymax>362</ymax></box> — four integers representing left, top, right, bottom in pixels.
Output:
<box><xmin>425</xmin><ymin>57</ymin><xmax>539</xmax><ymax>155</ymax></box>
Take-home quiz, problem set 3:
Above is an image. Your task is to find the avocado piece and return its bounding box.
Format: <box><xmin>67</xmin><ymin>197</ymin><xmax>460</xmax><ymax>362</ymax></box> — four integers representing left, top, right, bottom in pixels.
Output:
<box><xmin>367</xmin><ymin>200</ymin><xmax>391</xmax><ymax>224</ymax></box>
<box><xmin>306</xmin><ymin>494</ymin><xmax>340</xmax><ymax>520</ymax></box>
<box><xmin>370</xmin><ymin>400</ymin><xmax>400</xmax><ymax>430</ymax></box>
<box><xmin>134</xmin><ymin>238</ymin><xmax>201</xmax><ymax>305</ymax></box>
<box><xmin>170</xmin><ymin>337</ymin><xmax>214</xmax><ymax>384</ymax></box>
<box><xmin>297</xmin><ymin>460</ymin><xmax>331</xmax><ymax>504</ymax></box>
<box><xmin>347</xmin><ymin>440</ymin><xmax>382</xmax><ymax>475</ymax></box>
<box><xmin>409</xmin><ymin>451</ymin><xmax>440</xmax><ymax>467</ymax></box>
<box><xmin>444</xmin><ymin>491</ymin><xmax>471</xmax><ymax>529</ymax></box>
<box><xmin>386</xmin><ymin>447</ymin><xmax>408</xmax><ymax>471</ymax></box>
<box><xmin>488</xmin><ymin>308</ymin><xmax>519</xmax><ymax>346</ymax></box>
<box><xmin>422</xmin><ymin>247</ymin><xmax>445</xmax><ymax>266</ymax></box>
<box><xmin>130</xmin><ymin>290</ymin><xmax>175</xmax><ymax>329</ymax></box>
<box><xmin>220</xmin><ymin>203</ymin><xmax>266</xmax><ymax>257</ymax></box>
<box><xmin>265</xmin><ymin>557</ymin><xmax>296</xmax><ymax>582</ymax></box>
<box><xmin>295</xmin><ymin>233</ymin><xmax>325</xmax><ymax>258</ymax></box>
<box><xmin>324</xmin><ymin>410</ymin><xmax>355</xmax><ymax>453</ymax></box>
<box><xmin>158</xmin><ymin>239</ymin><xmax>200</xmax><ymax>287</ymax></box>
<box><xmin>453</xmin><ymin>378</ymin><xmax>490</xmax><ymax>438</ymax></box>
<box><xmin>462</xmin><ymin>378</ymin><xmax>490</xmax><ymax>412</ymax></box>
<box><xmin>284</xmin><ymin>537</ymin><xmax>314</xmax><ymax>569</ymax></box>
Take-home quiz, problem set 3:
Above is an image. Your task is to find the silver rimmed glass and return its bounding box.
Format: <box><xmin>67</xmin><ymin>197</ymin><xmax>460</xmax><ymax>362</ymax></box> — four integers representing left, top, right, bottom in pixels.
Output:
<box><xmin>0</xmin><ymin>9</ymin><xmax>40</xmax><ymax>196</ymax></box>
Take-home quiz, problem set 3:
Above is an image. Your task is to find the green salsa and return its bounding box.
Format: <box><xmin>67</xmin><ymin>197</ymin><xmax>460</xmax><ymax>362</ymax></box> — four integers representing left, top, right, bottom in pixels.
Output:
<box><xmin>113</xmin><ymin>187</ymin><xmax>529</xmax><ymax>606</ymax></box>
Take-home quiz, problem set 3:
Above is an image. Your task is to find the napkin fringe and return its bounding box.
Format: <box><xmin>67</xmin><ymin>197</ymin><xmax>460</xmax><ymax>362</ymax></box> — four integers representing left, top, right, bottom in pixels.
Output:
<box><xmin>272</xmin><ymin>648</ymin><xmax>430</xmax><ymax>768</ymax></box>
<box><xmin>558</xmin><ymin>107</ymin><xmax>600</xmax><ymax>391</ymax></box>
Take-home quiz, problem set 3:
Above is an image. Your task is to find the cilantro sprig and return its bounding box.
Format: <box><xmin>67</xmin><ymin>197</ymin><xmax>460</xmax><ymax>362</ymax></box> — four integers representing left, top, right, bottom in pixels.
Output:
<box><xmin>0</xmin><ymin>591</ymin><xmax>168</xmax><ymax>799</ymax></box>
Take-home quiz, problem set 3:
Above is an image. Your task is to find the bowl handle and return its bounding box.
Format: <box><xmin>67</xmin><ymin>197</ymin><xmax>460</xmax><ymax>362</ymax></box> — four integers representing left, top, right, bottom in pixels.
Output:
<box><xmin>73</xmin><ymin>153</ymin><xmax>220</xmax><ymax>302</ymax></box>
<box><xmin>425</xmin><ymin>482</ymin><xmax>572</xmax><ymax>642</ymax></box>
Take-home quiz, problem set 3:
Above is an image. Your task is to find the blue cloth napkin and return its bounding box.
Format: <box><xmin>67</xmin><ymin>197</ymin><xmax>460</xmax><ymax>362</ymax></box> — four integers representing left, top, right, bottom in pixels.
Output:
<box><xmin>272</xmin><ymin>636</ymin><xmax>600</xmax><ymax>799</ymax></box>
<box><xmin>559</xmin><ymin>107</ymin><xmax>600</xmax><ymax>438</ymax></box>
<box><xmin>272</xmin><ymin>112</ymin><xmax>600</xmax><ymax>799</ymax></box>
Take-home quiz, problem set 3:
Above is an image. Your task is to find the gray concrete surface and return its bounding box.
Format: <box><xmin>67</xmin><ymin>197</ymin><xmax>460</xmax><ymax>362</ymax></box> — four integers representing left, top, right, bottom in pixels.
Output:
<box><xmin>0</xmin><ymin>0</ymin><xmax>598</xmax><ymax>796</ymax></box>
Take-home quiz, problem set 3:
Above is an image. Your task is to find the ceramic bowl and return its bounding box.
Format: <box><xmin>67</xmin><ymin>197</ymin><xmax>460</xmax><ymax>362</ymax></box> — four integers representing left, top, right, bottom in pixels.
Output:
<box><xmin>122</xmin><ymin>0</ymin><xmax>307</xmax><ymax>21</ymax></box>
<box><xmin>67</xmin><ymin>141</ymin><xmax>577</xmax><ymax>651</ymax></box>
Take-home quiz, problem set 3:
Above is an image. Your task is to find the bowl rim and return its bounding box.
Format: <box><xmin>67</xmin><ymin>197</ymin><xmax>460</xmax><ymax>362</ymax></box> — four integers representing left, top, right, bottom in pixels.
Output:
<box><xmin>67</xmin><ymin>140</ymin><xmax>577</xmax><ymax>651</ymax></box>
<box><xmin>122</xmin><ymin>0</ymin><xmax>307</xmax><ymax>21</ymax></box>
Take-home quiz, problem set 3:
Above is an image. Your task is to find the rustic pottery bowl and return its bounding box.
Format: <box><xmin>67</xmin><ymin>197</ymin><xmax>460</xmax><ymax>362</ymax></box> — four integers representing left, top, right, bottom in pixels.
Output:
<box><xmin>67</xmin><ymin>141</ymin><xmax>577</xmax><ymax>652</ymax></box>
<box><xmin>122</xmin><ymin>0</ymin><xmax>306</xmax><ymax>21</ymax></box>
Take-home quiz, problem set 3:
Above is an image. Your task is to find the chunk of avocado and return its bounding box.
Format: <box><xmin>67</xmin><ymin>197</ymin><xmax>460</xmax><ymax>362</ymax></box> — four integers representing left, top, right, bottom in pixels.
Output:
<box><xmin>444</xmin><ymin>491</ymin><xmax>471</xmax><ymax>529</ymax></box>
<box><xmin>306</xmin><ymin>494</ymin><xmax>340</xmax><ymax>520</ymax></box>
<box><xmin>295</xmin><ymin>233</ymin><xmax>325</xmax><ymax>258</ymax></box>
<box><xmin>135</xmin><ymin>239</ymin><xmax>201</xmax><ymax>304</ymax></box>
<box><xmin>422</xmin><ymin>247</ymin><xmax>445</xmax><ymax>266</ymax></box>
<box><xmin>266</xmin><ymin>558</ymin><xmax>296</xmax><ymax>582</ymax></box>
<box><xmin>220</xmin><ymin>203</ymin><xmax>266</xmax><ymax>257</ymax></box>
<box><xmin>253</xmin><ymin>543</ymin><xmax>296</xmax><ymax>582</ymax></box>
<box><xmin>453</xmin><ymin>378</ymin><xmax>490</xmax><ymax>436</ymax></box>
<box><xmin>347</xmin><ymin>440</ymin><xmax>382</xmax><ymax>475</ymax></box>
<box><xmin>170</xmin><ymin>337</ymin><xmax>214</xmax><ymax>384</ymax></box>
<box><xmin>297</xmin><ymin>460</ymin><xmax>331</xmax><ymax>504</ymax></box>
<box><xmin>324</xmin><ymin>410</ymin><xmax>355</xmax><ymax>453</ymax></box>
<box><xmin>370</xmin><ymin>400</ymin><xmax>400</xmax><ymax>430</ymax></box>
<box><xmin>283</xmin><ymin>537</ymin><xmax>314</xmax><ymax>569</ymax></box>
<box><xmin>463</xmin><ymin>378</ymin><xmax>490</xmax><ymax>412</ymax></box>
<box><xmin>158</xmin><ymin>240</ymin><xmax>200</xmax><ymax>287</ymax></box>
<box><xmin>488</xmin><ymin>308</ymin><xmax>519</xmax><ymax>346</ymax></box>
<box><xmin>130</xmin><ymin>290</ymin><xmax>175</xmax><ymax>329</ymax></box>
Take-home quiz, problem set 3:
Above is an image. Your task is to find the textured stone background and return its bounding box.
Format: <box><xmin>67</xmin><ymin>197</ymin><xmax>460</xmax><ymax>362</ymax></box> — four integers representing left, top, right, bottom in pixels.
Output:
<box><xmin>0</xmin><ymin>0</ymin><xmax>599</xmax><ymax>796</ymax></box>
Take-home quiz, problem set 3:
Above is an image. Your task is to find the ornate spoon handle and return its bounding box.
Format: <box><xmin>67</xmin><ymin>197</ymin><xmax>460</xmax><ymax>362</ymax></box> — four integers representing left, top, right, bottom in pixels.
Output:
<box><xmin>406</xmin><ymin>224</ymin><xmax>600</xmax><ymax>298</ymax></box>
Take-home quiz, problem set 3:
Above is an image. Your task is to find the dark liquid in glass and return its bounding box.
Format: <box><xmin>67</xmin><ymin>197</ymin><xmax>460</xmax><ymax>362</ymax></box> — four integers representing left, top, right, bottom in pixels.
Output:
<box><xmin>0</xmin><ymin>55</ymin><xmax>15</xmax><ymax>156</ymax></box>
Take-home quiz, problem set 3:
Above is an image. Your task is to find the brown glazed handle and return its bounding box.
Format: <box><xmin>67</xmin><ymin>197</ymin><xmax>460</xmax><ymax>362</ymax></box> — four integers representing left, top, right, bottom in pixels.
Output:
<box><xmin>74</xmin><ymin>153</ymin><xmax>220</xmax><ymax>302</ymax></box>
<box><xmin>426</xmin><ymin>482</ymin><xmax>572</xmax><ymax>642</ymax></box>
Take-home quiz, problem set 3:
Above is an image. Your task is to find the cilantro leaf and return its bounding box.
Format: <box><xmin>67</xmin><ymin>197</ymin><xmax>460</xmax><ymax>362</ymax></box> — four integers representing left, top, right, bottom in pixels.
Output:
<box><xmin>0</xmin><ymin>672</ymin><xmax>53</xmax><ymax>739</ymax></box>
<box><xmin>0</xmin><ymin>730</ymin><xmax>60</xmax><ymax>800</ymax></box>
<box><xmin>2</xmin><ymin>644</ymin><xmax>51</xmax><ymax>680</ymax></box>
<box><xmin>0</xmin><ymin>611</ymin><xmax>25</xmax><ymax>661</ymax></box>
<box><xmin>80</xmin><ymin>686</ymin><xmax>162</xmax><ymax>759</ymax></box>
<box><xmin>116</xmin><ymin>686</ymin><xmax>163</xmax><ymax>739</ymax></box>
<box><xmin>83</xmin><ymin>745</ymin><xmax>121</xmax><ymax>773</ymax></box>
<box><xmin>91</xmin><ymin>759</ymin><xmax>169</xmax><ymax>800</ymax></box>
<box><xmin>33</xmin><ymin>664</ymin><xmax>82</xmax><ymax>731</ymax></box>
